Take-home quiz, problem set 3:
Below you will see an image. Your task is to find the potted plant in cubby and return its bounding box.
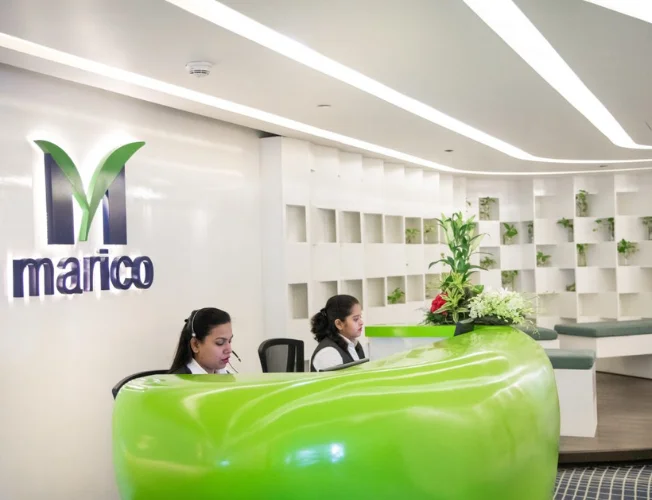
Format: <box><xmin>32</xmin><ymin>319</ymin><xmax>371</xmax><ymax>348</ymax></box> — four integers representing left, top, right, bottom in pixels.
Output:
<box><xmin>576</xmin><ymin>244</ymin><xmax>588</xmax><ymax>267</ymax></box>
<box><xmin>501</xmin><ymin>270</ymin><xmax>518</xmax><ymax>291</ymax></box>
<box><xmin>617</xmin><ymin>239</ymin><xmax>638</xmax><ymax>266</ymax></box>
<box><xmin>479</xmin><ymin>197</ymin><xmax>497</xmax><ymax>221</ymax></box>
<box><xmin>575</xmin><ymin>189</ymin><xmax>589</xmax><ymax>217</ymax></box>
<box><xmin>405</xmin><ymin>228</ymin><xmax>420</xmax><ymax>244</ymax></box>
<box><xmin>536</xmin><ymin>251</ymin><xmax>551</xmax><ymax>267</ymax></box>
<box><xmin>387</xmin><ymin>287</ymin><xmax>405</xmax><ymax>304</ymax></box>
<box><xmin>423</xmin><ymin>212</ymin><xmax>534</xmax><ymax>335</ymax></box>
<box><xmin>526</xmin><ymin>221</ymin><xmax>534</xmax><ymax>244</ymax></box>
<box><xmin>502</xmin><ymin>223</ymin><xmax>518</xmax><ymax>245</ymax></box>
<box><xmin>566</xmin><ymin>283</ymin><xmax>576</xmax><ymax>292</ymax></box>
<box><xmin>480</xmin><ymin>255</ymin><xmax>497</xmax><ymax>270</ymax></box>
<box><xmin>423</xmin><ymin>222</ymin><xmax>437</xmax><ymax>244</ymax></box>
<box><xmin>557</xmin><ymin>218</ymin><xmax>573</xmax><ymax>242</ymax></box>
<box><xmin>594</xmin><ymin>218</ymin><xmax>615</xmax><ymax>241</ymax></box>
<box><xmin>641</xmin><ymin>217</ymin><xmax>652</xmax><ymax>240</ymax></box>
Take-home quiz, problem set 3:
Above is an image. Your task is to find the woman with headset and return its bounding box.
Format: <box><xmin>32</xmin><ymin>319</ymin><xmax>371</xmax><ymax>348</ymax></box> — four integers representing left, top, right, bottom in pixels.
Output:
<box><xmin>169</xmin><ymin>307</ymin><xmax>237</xmax><ymax>374</ymax></box>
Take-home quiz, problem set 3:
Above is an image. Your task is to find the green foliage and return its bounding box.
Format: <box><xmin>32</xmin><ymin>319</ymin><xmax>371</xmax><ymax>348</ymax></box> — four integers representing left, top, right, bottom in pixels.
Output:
<box><xmin>576</xmin><ymin>244</ymin><xmax>588</xmax><ymax>267</ymax></box>
<box><xmin>431</xmin><ymin>272</ymin><xmax>475</xmax><ymax>323</ymax></box>
<box><xmin>526</xmin><ymin>221</ymin><xmax>534</xmax><ymax>243</ymax></box>
<box><xmin>405</xmin><ymin>228</ymin><xmax>420</xmax><ymax>244</ymax></box>
<box><xmin>480</xmin><ymin>256</ymin><xmax>496</xmax><ymax>270</ymax></box>
<box><xmin>428</xmin><ymin>212</ymin><xmax>485</xmax><ymax>289</ymax></box>
<box><xmin>566</xmin><ymin>283</ymin><xmax>576</xmax><ymax>292</ymax></box>
<box><xmin>502</xmin><ymin>223</ymin><xmax>518</xmax><ymax>245</ymax></box>
<box><xmin>617</xmin><ymin>239</ymin><xmax>638</xmax><ymax>258</ymax></box>
<box><xmin>536</xmin><ymin>251</ymin><xmax>551</xmax><ymax>267</ymax></box>
<box><xmin>501</xmin><ymin>270</ymin><xmax>518</xmax><ymax>290</ymax></box>
<box><xmin>478</xmin><ymin>197</ymin><xmax>497</xmax><ymax>220</ymax></box>
<box><xmin>594</xmin><ymin>218</ymin><xmax>614</xmax><ymax>240</ymax></box>
<box><xmin>387</xmin><ymin>287</ymin><xmax>405</xmax><ymax>305</ymax></box>
<box><xmin>575</xmin><ymin>190</ymin><xmax>589</xmax><ymax>217</ymax></box>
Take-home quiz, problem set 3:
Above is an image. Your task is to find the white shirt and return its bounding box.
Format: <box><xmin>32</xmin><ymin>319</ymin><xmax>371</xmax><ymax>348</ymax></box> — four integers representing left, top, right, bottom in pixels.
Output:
<box><xmin>312</xmin><ymin>334</ymin><xmax>362</xmax><ymax>371</ymax></box>
<box><xmin>187</xmin><ymin>358</ymin><xmax>228</xmax><ymax>374</ymax></box>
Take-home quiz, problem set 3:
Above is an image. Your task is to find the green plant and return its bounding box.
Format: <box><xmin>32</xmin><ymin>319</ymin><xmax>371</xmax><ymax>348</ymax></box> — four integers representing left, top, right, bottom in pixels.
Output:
<box><xmin>526</xmin><ymin>221</ymin><xmax>534</xmax><ymax>243</ymax></box>
<box><xmin>480</xmin><ymin>256</ymin><xmax>496</xmax><ymax>270</ymax></box>
<box><xmin>468</xmin><ymin>289</ymin><xmax>535</xmax><ymax>327</ymax></box>
<box><xmin>641</xmin><ymin>217</ymin><xmax>652</xmax><ymax>240</ymax></box>
<box><xmin>557</xmin><ymin>218</ymin><xmax>574</xmax><ymax>241</ymax></box>
<box><xmin>617</xmin><ymin>239</ymin><xmax>638</xmax><ymax>264</ymax></box>
<box><xmin>428</xmin><ymin>212</ymin><xmax>485</xmax><ymax>289</ymax></box>
<box><xmin>423</xmin><ymin>222</ymin><xmax>437</xmax><ymax>243</ymax></box>
<box><xmin>501</xmin><ymin>270</ymin><xmax>519</xmax><ymax>291</ymax></box>
<box><xmin>405</xmin><ymin>228</ymin><xmax>420</xmax><ymax>244</ymax></box>
<box><xmin>387</xmin><ymin>287</ymin><xmax>405</xmax><ymax>304</ymax></box>
<box><xmin>425</xmin><ymin>277</ymin><xmax>439</xmax><ymax>298</ymax></box>
<box><xmin>502</xmin><ymin>223</ymin><xmax>518</xmax><ymax>245</ymax></box>
<box><xmin>429</xmin><ymin>272</ymin><xmax>472</xmax><ymax>323</ymax></box>
<box><xmin>566</xmin><ymin>283</ymin><xmax>576</xmax><ymax>292</ymax></box>
<box><xmin>536</xmin><ymin>251</ymin><xmax>551</xmax><ymax>267</ymax></box>
<box><xmin>594</xmin><ymin>218</ymin><xmax>615</xmax><ymax>241</ymax></box>
<box><xmin>576</xmin><ymin>244</ymin><xmax>588</xmax><ymax>267</ymax></box>
<box><xmin>575</xmin><ymin>189</ymin><xmax>589</xmax><ymax>217</ymax></box>
<box><xmin>478</xmin><ymin>197</ymin><xmax>497</xmax><ymax>220</ymax></box>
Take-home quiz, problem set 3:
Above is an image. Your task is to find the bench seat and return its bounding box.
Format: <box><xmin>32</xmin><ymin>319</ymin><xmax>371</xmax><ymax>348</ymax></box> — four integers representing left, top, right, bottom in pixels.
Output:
<box><xmin>518</xmin><ymin>326</ymin><xmax>559</xmax><ymax>348</ymax></box>
<box><xmin>555</xmin><ymin>319</ymin><xmax>652</xmax><ymax>338</ymax></box>
<box><xmin>545</xmin><ymin>348</ymin><xmax>595</xmax><ymax>370</ymax></box>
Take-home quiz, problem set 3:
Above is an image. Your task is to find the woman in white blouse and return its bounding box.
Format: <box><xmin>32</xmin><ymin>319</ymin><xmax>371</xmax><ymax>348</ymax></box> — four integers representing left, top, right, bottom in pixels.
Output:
<box><xmin>310</xmin><ymin>295</ymin><xmax>365</xmax><ymax>371</ymax></box>
<box><xmin>169</xmin><ymin>308</ymin><xmax>234</xmax><ymax>374</ymax></box>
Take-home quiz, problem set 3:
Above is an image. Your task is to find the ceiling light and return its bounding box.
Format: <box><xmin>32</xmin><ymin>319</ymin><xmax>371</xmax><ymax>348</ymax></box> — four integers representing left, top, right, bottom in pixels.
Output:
<box><xmin>1</xmin><ymin>32</ymin><xmax>651</xmax><ymax>176</ymax></box>
<box><xmin>165</xmin><ymin>0</ymin><xmax>652</xmax><ymax>163</ymax></box>
<box><xmin>463</xmin><ymin>0</ymin><xmax>652</xmax><ymax>151</ymax></box>
<box><xmin>584</xmin><ymin>1</ymin><xmax>652</xmax><ymax>24</ymax></box>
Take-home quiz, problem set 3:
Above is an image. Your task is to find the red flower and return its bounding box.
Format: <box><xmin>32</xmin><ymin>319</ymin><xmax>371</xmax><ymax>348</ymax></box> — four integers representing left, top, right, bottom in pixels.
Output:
<box><xmin>431</xmin><ymin>293</ymin><xmax>448</xmax><ymax>314</ymax></box>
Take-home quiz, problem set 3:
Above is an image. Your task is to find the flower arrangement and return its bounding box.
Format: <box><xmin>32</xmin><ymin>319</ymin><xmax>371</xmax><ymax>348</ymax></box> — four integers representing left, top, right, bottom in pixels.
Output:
<box><xmin>468</xmin><ymin>289</ymin><xmax>535</xmax><ymax>328</ymax></box>
<box><xmin>423</xmin><ymin>211</ymin><xmax>535</xmax><ymax>331</ymax></box>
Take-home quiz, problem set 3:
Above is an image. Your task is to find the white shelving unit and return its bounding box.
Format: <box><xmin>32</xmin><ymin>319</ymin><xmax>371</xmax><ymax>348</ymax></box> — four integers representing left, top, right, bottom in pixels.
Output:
<box><xmin>261</xmin><ymin>136</ymin><xmax>652</xmax><ymax>357</ymax></box>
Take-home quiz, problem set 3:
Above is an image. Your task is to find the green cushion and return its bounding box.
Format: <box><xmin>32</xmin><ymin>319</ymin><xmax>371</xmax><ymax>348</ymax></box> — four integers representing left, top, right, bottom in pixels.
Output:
<box><xmin>545</xmin><ymin>349</ymin><xmax>596</xmax><ymax>370</ymax></box>
<box><xmin>517</xmin><ymin>326</ymin><xmax>557</xmax><ymax>341</ymax></box>
<box><xmin>554</xmin><ymin>319</ymin><xmax>652</xmax><ymax>338</ymax></box>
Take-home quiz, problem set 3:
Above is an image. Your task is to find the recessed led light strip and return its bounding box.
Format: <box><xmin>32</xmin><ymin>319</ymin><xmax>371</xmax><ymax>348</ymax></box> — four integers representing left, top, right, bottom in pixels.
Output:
<box><xmin>463</xmin><ymin>0</ymin><xmax>652</xmax><ymax>151</ymax></box>
<box><xmin>584</xmin><ymin>0</ymin><xmax>652</xmax><ymax>24</ymax></box>
<box><xmin>165</xmin><ymin>0</ymin><xmax>652</xmax><ymax>164</ymax></box>
<box><xmin>0</xmin><ymin>32</ymin><xmax>650</xmax><ymax>176</ymax></box>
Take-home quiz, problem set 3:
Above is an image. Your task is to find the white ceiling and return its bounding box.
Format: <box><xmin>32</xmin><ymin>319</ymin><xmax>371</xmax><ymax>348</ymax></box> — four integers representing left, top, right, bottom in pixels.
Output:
<box><xmin>1</xmin><ymin>0</ymin><xmax>651</xmax><ymax>175</ymax></box>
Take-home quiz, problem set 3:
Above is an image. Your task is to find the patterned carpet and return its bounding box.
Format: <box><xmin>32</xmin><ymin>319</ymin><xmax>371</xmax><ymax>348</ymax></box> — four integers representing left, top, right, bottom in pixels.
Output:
<box><xmin>555</xmin><ymin>464</ymin><xmax>652</xmax><ymax>499</ymax></box>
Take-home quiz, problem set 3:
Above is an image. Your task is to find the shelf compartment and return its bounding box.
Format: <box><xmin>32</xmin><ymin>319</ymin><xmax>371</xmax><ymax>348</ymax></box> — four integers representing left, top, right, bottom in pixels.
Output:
<box><xmin>339</xmin><ymin>211</ymin><xmax>362</xmax><ymax>243</ymax></box>
<box><xmin>425</xmin><ymin>273</ymin><xmax>440</xmax><ymax>300</ymax></box>
<box><xmin>423</xmin><ymin>218</ymin><xmax>439</xmax><ymax>244</ymax></box>
<box><xmin>286</xmin><ymin>205</ymin><xmax>307</xmax><ymax>243</ymax></box>
<box><xmin>312</xmin><ymin>208</ymin><xmax>337</xmax><ymax>243</ymax></box>
<box><xmin>386</xmin><ymin>276</ymin><xmax>407</xmax><ymax>305</ymax></box>
<box><xmin>535</xmin><ymin>268</ymin><xmax>576</xmax><ymax>293</ymax></box>
<box><xmin>618</xmin><ymin>293</ymin><xmax>652</xmax><ymax>319</ymax></box>
<box><xmin>405</xmin><ymin>217</ymin><xmax>423</xmax><ymax>244</ymax></box>
<box><xmin>578</xmin><ymin>292</ymin><xmax>618</xmax><ymax>318</ymax></box>
<box><xmin>363</xmin><ymin>213</ymin><xmax>383</xmax><ymax>243</ymax></box>
<box><xmin>366</xmin><ymin>278</ymin><xmax>386</xmax><ymax>307</ymax></box>
<box><xmin>406</xmin><ymin>274</ymin><xmax>425</xmax><ymax>302</ymax></box>
<box><xmin>537</xmin><ymin>292</ymin><xmax>577</xmax><ymax>319</ymax></box>
<box><xmin>576</xmin><ymin>267</ymin><xmax>616</xmax><ymax>294</ymax></box>
<box><xmin>575</xmin><ymin>217</ymin><xmax>614</xmax><ymax>244</ymax></box>
<box><xmin>340</xmin><ymin>279</ymin><xmax>363</xmax><ymax>306</ymax></box>
<box><xmin>288</xmin><ymin>283</ymin><xmax>309</xmax><ymax>319</ymax></box>
<box><xmin>615</xmin><ymin>216</ymin><xmax>649</xmax><ymax>242</ymax></box>
<box><xmin>479</xmin><ymin>247</ymin><xmax>501</xmax><ymax>270</ymax></box>
<box><xmin>385</xmin><ymin>215</ymin><xmax>404</xmax><ymax>244</ymax></box>
<box><xmin>616</xmin><ymin>266</ymin><xmax>652</xmax><ymax>293</ymax></box>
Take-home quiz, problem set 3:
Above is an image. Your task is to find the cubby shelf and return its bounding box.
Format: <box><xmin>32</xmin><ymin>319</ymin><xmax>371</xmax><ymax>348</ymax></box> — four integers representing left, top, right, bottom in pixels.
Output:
<box><xmin>263</xmin><ymin>137</ymin><xmax>652</xmax><ymax>356</ymax></box>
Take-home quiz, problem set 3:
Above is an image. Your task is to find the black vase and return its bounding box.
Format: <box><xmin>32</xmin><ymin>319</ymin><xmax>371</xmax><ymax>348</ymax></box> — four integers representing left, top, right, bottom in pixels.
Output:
<box><xmin>454</xmin><ymin>321</ymin><xmax>475</xmax><ymax>336</ymax></box>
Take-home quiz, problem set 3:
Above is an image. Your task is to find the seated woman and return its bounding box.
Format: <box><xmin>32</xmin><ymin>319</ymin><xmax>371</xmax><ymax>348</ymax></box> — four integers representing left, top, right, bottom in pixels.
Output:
<box><xmin>169</xmin><ymin>308</ymin><xmax>234</xmax><ymax>374</ymax></box>
<box><xmin>310</xmin><ymin>295</ymin><xmax>365</xmax><ymax>371</ymax></box>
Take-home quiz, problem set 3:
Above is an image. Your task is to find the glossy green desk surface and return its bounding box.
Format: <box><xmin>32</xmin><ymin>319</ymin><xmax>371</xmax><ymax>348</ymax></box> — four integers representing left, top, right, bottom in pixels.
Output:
<box><xmin>364</xmin><ymin>324</ymin><xmax>456</xmax><ymax>337</ymax></box>
<box><xmin>113</xmin><ymin>327</ymin><xmax>559</xmax><ymax>500</ymax></box>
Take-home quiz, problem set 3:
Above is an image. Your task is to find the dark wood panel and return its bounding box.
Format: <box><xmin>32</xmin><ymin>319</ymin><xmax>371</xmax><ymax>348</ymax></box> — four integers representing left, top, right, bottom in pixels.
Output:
<box><xmin>559</xmin><ymin>372</ymin><xmax>652</xmax><ymax>464</ymax></box>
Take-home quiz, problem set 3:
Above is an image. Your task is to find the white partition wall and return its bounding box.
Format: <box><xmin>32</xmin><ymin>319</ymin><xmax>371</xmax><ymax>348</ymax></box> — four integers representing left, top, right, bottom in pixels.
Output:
<box><xmin>262</xmin><ymin>136</ymin><xmax>652</xmax><ymax>346</ymax></box>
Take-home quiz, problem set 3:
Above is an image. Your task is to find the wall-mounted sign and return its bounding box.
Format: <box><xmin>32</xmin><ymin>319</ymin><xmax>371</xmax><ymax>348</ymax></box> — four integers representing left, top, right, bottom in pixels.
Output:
<box><xmin>11</xmin><ymin>140</ymin><xmax>154</xmax><ymax>298</ymax></box>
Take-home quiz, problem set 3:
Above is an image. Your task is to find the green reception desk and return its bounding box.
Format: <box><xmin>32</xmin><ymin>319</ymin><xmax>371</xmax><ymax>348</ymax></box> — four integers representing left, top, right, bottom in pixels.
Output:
<box><xmin>365</xmin><ymin>324</ymin><xmax>457</xmax><ymax>360</ymax></box>
<box><xmin>113</xmin><ymin>327</ymin><xmax>559</xmax><ymax>500</ymax></box>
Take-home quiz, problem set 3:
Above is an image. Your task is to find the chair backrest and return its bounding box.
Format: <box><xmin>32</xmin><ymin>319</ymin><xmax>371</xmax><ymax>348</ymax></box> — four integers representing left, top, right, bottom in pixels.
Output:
<box><xmin>112</xmin><ymin>369</ymin><xmax>169</xmax><ymax>399</ymax></box>
<box><xmin>320</xmin><ymin>358</ymin><xmax>370</xmax><ymax>372</ymax></box>
<box><xmin>258</xmin><ymin>339</ymin><xmax>305</xmax><ymax>373</ymax></box>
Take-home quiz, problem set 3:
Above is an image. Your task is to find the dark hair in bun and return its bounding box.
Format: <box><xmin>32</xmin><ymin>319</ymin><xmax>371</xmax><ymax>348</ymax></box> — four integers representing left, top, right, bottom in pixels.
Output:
<box><xmin>310</xmin><ymin>295</ymin><xmax>360</xmax><ymax>342</ymax></box>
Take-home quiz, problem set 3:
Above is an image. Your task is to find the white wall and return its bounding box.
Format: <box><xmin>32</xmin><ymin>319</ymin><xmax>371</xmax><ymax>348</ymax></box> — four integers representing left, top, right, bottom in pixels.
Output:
<box><xmin>0</xmin><ymin>65</ymin><xmax>264</xmax><ymax>499</ymax></box>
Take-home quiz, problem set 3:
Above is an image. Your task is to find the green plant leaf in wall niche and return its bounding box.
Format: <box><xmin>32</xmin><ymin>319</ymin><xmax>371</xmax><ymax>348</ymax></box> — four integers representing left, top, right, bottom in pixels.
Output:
<box><xmin>536</xmin><ymin>251</ymin><xmax>551</xmax><ymax>267</ymax></box>
<box><xmin>502</xmin><ymin>223</ymin><xmax>518</xmax><ymax>245</ymax></box>
<box><xmin>575</xmin><ymin>190</ymin><xmax>589</xmax><ymax>217</ymax></box>
<box><xmin>387</xmin><ymin>287</ymin><xmax>405</xmax><ymax>304</ymax></box>
<box><xmin>405</xmin><ymin>228</ymin><xmax>420</xmax><ymax>244</ymax></box>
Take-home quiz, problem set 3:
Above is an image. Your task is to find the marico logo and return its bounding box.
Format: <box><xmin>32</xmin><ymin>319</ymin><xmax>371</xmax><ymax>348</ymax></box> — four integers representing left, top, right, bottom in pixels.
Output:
<box><xmin>11</xmin><ymin>140</ymin><xmax>155</xmax><ymax>298</ymax></box>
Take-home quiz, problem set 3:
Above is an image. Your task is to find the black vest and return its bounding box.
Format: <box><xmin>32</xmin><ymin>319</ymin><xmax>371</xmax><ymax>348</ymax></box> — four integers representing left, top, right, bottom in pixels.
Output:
<box><xmin>310</xmin><ymin>336</ymin><xmax>366</xmax><ymax>372</ymax></box>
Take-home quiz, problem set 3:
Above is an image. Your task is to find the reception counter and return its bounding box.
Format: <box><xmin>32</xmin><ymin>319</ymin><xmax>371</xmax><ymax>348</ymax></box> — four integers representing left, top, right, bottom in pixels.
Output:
<box><xmin>365</xmin><ymin>324</ymin><xmax>456</xmax><ymax>360</ymax></box>
<box><xmin>113</xmin><ymin>327</ymin><xmax>559</xmax><ymax>499</ymax></box>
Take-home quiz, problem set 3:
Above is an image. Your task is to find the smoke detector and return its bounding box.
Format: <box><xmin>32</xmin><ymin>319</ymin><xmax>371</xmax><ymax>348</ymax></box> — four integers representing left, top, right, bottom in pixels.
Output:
<box><xmin>185</xmin><ymin>61</ymin><xmax>213</xmax><ymax>78</ymax></box>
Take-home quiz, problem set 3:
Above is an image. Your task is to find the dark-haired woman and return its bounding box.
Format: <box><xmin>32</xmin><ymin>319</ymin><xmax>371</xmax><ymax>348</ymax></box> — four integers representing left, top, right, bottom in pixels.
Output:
<box><xmin>169</xmin><ymin>308</ymin><xmax>234</xmax><ymax>374</ymax></box>
<box><xmin>310</xmin><ymin>295</ymin><xmax>365</xmax><ymax>371</ymax></box>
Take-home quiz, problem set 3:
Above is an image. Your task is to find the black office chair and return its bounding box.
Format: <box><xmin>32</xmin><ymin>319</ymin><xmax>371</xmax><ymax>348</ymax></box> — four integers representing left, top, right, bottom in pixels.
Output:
<box><xmin>112</xmin><ymin>369</ymin><xmax>168</xmax><ymax>399</ymax></box>
<box><xmin>320</xmin><ymin>358</ymin><xmax>370</xmax><ymax>372</ymax></box>
<box><xmin>258</xmin><ymin>339</ymin><xmax>305</xmax><ymax>373</ymax></box>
